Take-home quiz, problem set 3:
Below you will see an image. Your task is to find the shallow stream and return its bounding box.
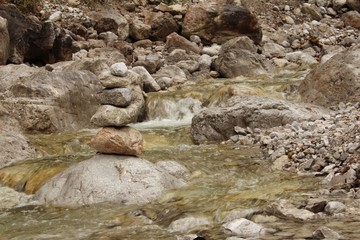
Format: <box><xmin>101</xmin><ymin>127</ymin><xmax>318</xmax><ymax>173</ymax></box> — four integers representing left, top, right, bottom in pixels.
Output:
<box><xmin>1</xmin><ymin>72</ymin><xmax>359</xmax><ymax>239</ymax></box>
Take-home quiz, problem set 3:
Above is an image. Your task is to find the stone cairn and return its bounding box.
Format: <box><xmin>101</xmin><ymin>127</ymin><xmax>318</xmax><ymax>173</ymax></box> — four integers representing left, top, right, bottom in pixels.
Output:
<box><xmin>89</xmin><ymin>62</ymin><xmax>145</xmax><ymax>156</ymax></box>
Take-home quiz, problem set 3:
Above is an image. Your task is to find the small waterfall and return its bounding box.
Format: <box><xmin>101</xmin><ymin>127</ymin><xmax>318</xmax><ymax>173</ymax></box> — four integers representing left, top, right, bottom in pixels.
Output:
<box><xmin>146</xmin><ymin>97</ymin><xmax>203</xmax><ymax>124</ymax></box>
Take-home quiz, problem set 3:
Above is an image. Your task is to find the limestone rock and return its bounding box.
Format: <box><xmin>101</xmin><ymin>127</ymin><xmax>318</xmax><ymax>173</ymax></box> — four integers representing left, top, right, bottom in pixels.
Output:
<box><xmin>299</xmin><ymin>45</ymin><xmax>360</xmax><ymax>106</ymax></box>
<box><xmin>96</xmin><ymin>88</ymin><xmax>133</xmax><ymax>107</ymax></box>
<box><xmin>222</xmin><ymin>218</ymin><xmax>263</xmax><ymax>238</ymax></box>
<box><xmin>214</xmin><ymin>37</ymin><xmax>266</xmax><ymax>78</ymax></box>
<box><xmin>34</xmin><ymin>155</ymin><xmax>186</xmax><ymax>206</ymax></box>
<box><xmin>2</xmin><ymin>70</ymin><xmax>101</xmax><ymax>132</ymax></box>
<box><xmin>182</xmin><ymin>4</ymin><xmax>262</xmax><ymax>45</ymax></box>
<box><xmin>165</xmin><ymin>32</ymin><xmax>201</xmax><ymax>54</ymax></box>
<box><xmin>90</xmin><ymin>127</ymin><xmax>143</xmax><ymax>156</ymax></box>
<box><xmin>0</xmin><ymin>16</ymin><xmax>9</xmax><ymax>65</ymax></box>
<box><xmin>191</xmin><ymin>95</ymin><xmax>327</xmax><ymax>144</ymax></box>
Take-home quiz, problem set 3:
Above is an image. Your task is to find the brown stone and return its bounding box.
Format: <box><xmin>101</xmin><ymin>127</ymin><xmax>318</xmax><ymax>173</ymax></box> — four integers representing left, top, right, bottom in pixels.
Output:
<box><xmin>165</xmin><ymin>32</ymin><xmax>201</xmax><ymax>54</ymax></box>
<box><xmin>90</xmin><ymin>127</ymin><xmax>144</xmax><ymax>156</ymax></box>
<box><xmin>182</xmin><ymin>4</ymin><xmax>262</xmax><ymax>45</ymax></box>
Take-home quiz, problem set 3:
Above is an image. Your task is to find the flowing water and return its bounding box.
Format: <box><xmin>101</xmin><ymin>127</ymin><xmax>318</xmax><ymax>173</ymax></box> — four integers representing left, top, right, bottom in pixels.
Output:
<box><xmin>1</xmin><ymin>72</ymin><xmax>360</xmax><ymax>239</ymax></box>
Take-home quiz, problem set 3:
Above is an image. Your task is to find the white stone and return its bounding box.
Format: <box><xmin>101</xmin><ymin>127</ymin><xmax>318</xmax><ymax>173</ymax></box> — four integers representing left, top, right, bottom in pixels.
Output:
<box><xmin>110</xmin><ymin>62</ymin><xmax>128</xmax><ymax>77</ymax></box>
<box><xmin>222</xmin><ymin>218</ymin><xmax>263</xmax><ymax>237</ymax></box>
<box><xmin>49</xmin><ymin>11</ymin><xmax>62</xmax><ymax>22</ymax></box>
<box><xmin>169</xmin><ymin>216</ymin><xmax>210</xmax><ymax>233</ymax></box>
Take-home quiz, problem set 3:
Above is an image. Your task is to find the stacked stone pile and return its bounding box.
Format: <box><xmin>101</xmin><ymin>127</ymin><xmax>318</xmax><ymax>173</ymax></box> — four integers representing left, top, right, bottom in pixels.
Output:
<box><xmin>90</xmin><ymin>62</ymin><xmax>145</xmax><ymax>156</ymax></box>
<box><xmin>229</xmin><ymin>102</ymin><xmax>360</xmax><ymax>194</ymax></box>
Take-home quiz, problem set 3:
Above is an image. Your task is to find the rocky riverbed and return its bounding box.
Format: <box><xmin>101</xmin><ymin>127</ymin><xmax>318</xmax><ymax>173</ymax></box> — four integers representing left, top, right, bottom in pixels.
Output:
<box><xmin>0</xmin><ymin>0</ymin><xmax>360</xmax><ymax>239</ymax></box>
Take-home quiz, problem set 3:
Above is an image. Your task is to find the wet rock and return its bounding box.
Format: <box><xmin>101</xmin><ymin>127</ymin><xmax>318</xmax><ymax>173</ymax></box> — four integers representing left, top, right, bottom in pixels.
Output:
<box><xmin>299</xmin><ymin>45</ymin><xmax>360</xmax><ymax>106</ymax></box>
<box><xmin>191</xmin><ymin>95</ymin><xmax>327</xmax><ymax>144</ymax></box>
<box><xmin>155</xmin><ymin>161</ymin><xmax>190</xmax><ymax>180</ymax></box>
<box><xmin>313</xmin><ymin>226</ymin><xmax>343</xmax><ymax>239</ymax></box>
<box><xmin>35</xmin><ymin>155</ymin><xmax>186</xmax><ymax>206</ymax></box>
<box><xmin>223</xmin><ymin>209</ymin><xmax>260</xmax><ymax>223</ymax></box>
<box><xmin>169</xmin><ymin>216</ymin><xmax>210</xmax><ymax>233</ymax></box>
<box><xmin>267</xmin><ymin>199</ymin><xmax>316</xmax><ymax>221</ymax></box>
<box><xmin>0</xmin><ymin>185</ymin><xmax>34</xmax><ymax>209</ymax></box>
<box><xmin>110</xmin><ymin>62</ymin><xmax>128</xmax><ymax>77</ymax></box>
<box><xmin>132</xmin><ymin>66</ymin><xmax>161</xmax><ymax>92</ymax></box>
<box><xmin>222</xmin><ymin>218</ymin><xmax>264</xmax><ymax>238</ymax></box>
<box><xmin>0</xmin><ymin>16</ymin><xmax>9</xmax><ymax>65</ymax></box>
<box><xmin>324</xmin><ymin>201</ymin><xmax>346</xmax><ymax>214</ymax></box>
<box><xmin>214</xmin><ymin>36</ymin><xmax>266</xmax><ymax>78</ymax></box>
<box><xmin>182</xmin><ymin>3</ymin><xmax>262</xmax><ymax>45</ymax></box>
<box><xmin>2</xmin><ymin>70</ymin><xmax>101</xmax><ymax>132</ymax></box>
<box><xmin>305</xmin><ymin>198</ymin><xmax>327</xmax><ymax>213</ymax></box>
<box><xmin>165</xmin><ymin>32</ymin><xmax>201</xmax><ymax>54</ymax></box>
<box><xmin>97</xmin><ymin>87</ymin><xmax>133</xmax><ymax>108</ymax></box>
<box><xmin>90</xmin><ymin>127</ymin><xmax>143</xmax><ymax>156</ymax></box>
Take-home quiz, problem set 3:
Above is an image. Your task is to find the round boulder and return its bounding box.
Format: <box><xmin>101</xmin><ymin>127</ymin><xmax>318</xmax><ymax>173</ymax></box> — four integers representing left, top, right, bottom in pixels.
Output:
<box><xmin>35</xmin><ymin>155</ymin><xmax>187</xmax><ymax>206</ymax></box>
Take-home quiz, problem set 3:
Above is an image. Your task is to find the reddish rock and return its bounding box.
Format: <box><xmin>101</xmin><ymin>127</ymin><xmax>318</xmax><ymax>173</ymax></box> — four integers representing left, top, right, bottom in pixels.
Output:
<box><xmin>144</xmin><ymin>11</ymin><xmax>179</xmax><ymax>41</ymax></box>
<box><xmin>90</xmin><ymin>127</ymin><xmax>144</xmax><ymax>156</ymax></box>
<box><xmin>182</xmin><ymin>3</ymin><xmax>262</xmax><ymax>45</ymax></box>
<box><xmin>165</xmin><ymin>32</ymin><xmax>201</xmax><ymax>54</ymax></box>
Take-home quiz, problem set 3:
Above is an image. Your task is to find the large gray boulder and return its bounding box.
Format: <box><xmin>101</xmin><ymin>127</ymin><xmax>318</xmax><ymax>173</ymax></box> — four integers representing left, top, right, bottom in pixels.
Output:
<box><xmin>214</xmin><ymin>36</ymin><xmax>266</xmax><ymax>78</ymax></box>
<box><xmin>1</xmin><ymin>70</ymin><xmax>101</xmax><ymax>132</ymax></box>
<box><xmin>0</xmin><ymin>16</ymin><xmax>9</xmax><ymax>65</ymax></box>
<box><xmin>191</xmin><ymin>95</ymin><xmax>328</xmax><ymax>144</ymax></box>
<box><xmin>35</xmin><ymin>155</ymin><xmax>187</xmax><ymax>206</ymax></box>
<box><xmin>299</xmin><ymin>45</ymin><xmax>360</xmax><ymax>107</ymax></box>
<box><xmin>182</xmin><ymin>3</ymin><xmax>262</xmax><ymax>45</ymax></box>
<box><xmin>0</xmin><ymin>64</ymin><xmax>39</xmax><ymax>93</ymax></box>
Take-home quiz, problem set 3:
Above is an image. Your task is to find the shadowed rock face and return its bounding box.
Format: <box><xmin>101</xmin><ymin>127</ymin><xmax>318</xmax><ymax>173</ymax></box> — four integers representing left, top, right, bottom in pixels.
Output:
<box><xmin>0</xmin><ymin>4</ymin><xmax>71</xmax><ymax>65</ymax></box>
<box><xmin>182</xmin><ymin>4</ymin><xmax>262</xmax><ymax>45</ymax></box>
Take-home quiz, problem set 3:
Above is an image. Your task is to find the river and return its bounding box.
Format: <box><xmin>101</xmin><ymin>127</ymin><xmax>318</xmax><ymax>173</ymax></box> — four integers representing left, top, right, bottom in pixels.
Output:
<box><xmin>0</xmin><ymin>72</ymin><xmax>359</xmax><ymax>239</ymax></box>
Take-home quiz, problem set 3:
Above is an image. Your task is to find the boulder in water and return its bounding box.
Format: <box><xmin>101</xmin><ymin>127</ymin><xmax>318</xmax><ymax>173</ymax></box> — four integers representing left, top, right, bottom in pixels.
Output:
<box><xmin>191</xmin><ymin>95</ymin><xmax>328</xmax><ymax>144</ymax></box>
<box><xmin>35</xmin><ymin>155</ymin><xmax>186</xmax><ymax>206</ymax></box>
<box><xmin>90</xmin><ymin>127</ymin><xmax>143</xmax><ymax>156</ymax></box>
